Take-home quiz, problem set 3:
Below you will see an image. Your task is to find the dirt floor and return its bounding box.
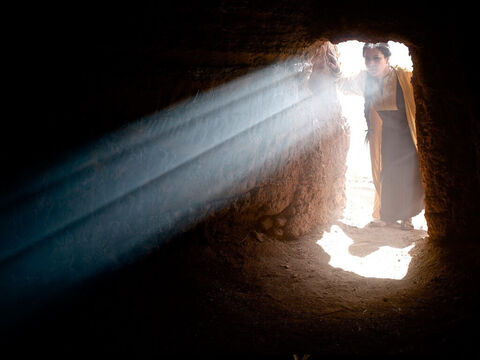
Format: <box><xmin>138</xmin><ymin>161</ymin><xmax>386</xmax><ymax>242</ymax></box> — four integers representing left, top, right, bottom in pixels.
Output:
<box><xmin>165</xmin><ymin>172</ymin><xmax>477</xmax><ymax>358</ymax></box>
<box><xmin>5</xmin><ymin>175</ymin><xmax>479</xmax><ymax>359</ymax></box>
<box><xmin>165</xmin><ymin>186</ymin><xmax>479</xmax><ymax>358</ymax></box>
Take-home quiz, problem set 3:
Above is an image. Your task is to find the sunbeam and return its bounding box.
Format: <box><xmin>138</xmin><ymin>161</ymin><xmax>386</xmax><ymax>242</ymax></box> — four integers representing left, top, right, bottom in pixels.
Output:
<box><xmin>0</xmin><ymin>54</ymin><xmax>340</xmax><ymax>328</ymax></box>
<box><xmin>0</xmin><ymin>63</ymin><xmax>310</xmax><ymax>264</ymax></box>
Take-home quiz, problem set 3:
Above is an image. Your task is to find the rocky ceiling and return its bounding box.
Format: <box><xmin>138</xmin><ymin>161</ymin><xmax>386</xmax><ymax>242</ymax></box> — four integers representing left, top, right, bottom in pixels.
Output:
<box><xmin>6</xmin><ymin>1</ymin><xmax>479</xmax><ymax>242</ymax></box>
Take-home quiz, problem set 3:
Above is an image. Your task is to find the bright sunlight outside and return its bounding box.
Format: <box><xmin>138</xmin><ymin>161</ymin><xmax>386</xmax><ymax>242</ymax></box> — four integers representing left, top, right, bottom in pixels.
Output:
<box><xmin>316</xmin><ymin>40</ymin><xmax>426</xmax><ymax>280</ymax></box>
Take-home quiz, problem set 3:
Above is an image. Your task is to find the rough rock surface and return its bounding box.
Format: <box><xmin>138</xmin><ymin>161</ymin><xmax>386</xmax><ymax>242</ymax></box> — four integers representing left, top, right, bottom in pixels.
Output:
<box><xmin>2</xmin><ymin>1</ymin><xmax>480</xmax><ymax>358</ymax></box>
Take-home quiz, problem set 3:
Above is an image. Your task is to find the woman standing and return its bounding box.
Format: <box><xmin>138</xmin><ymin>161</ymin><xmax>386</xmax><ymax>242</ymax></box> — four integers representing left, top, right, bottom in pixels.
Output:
<box><xmin>310</xmin><ymin>42</ymin><xmax>424</xmax><ymax>229</ymax></box>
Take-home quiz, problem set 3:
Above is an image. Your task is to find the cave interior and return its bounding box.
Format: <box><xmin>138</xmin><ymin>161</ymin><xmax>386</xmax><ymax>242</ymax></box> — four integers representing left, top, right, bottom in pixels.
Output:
<box><xmin>2</xmin><ymin>2</ymin><xmax>480</xmax><ymax>358</ymax></box>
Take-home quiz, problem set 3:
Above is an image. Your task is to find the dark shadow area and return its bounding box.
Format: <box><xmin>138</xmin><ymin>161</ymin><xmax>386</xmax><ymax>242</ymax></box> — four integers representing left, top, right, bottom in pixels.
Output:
<box><xmin>1</xmin><ymin>228</ymin><xmax>219</xmax><ymax>357</ymax></box>
<box><xmin>3</xmin><ymin>2</ymin><xmax>480</xmax><ymax>359</ymax></box>
<box><xmin>3</xmin><ymin>222</ymin><xmax>479</xmax><ymax>358</ymax></box>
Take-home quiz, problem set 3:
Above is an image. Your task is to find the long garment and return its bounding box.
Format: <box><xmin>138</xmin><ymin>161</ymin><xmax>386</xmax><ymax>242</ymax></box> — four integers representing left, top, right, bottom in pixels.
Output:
<box><xmin>337</xmin><ymin>66</ymin><xmax>424</xmax><ymax>221</ymax></box>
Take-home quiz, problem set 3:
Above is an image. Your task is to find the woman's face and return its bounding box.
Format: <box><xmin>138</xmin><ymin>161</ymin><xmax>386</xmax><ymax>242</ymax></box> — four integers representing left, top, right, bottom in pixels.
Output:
<box><xmin>364</xmin><ymin>48</ymin><xmax>390</xmax><ymax>78</ymax></box>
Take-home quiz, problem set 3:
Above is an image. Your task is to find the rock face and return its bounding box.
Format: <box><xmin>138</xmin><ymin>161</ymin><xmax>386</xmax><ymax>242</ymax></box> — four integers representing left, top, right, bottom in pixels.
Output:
<box><xmin>5</xmin><ymin>2</ymin><xmax>479</xmax><ymax>245</ymax></box>
<box><xmin>202</xmin><ymin>41</ymin><xmax>348</xmax><ymax>241</ymax></box>
<box><xmin>2</xmin><ymin>2</ymin><xmax>480</xmax><ymax>357</ymax></box>
<box><xmin>0</xmin><ymin>37</ymin><xmax>348</xmax><ymax>328</ymax></box>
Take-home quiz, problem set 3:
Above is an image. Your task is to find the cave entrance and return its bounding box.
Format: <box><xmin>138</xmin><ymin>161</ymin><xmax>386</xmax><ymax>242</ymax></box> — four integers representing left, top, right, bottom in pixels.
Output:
<box><xmin>317</xmin><ymin>40</ymin><xmax>427</xmax><ymax>280</ymax></box>
<box><xmin>337</xmin><ymin>40</ymin><xmax>426</xmax><ymax>230</ymax></box>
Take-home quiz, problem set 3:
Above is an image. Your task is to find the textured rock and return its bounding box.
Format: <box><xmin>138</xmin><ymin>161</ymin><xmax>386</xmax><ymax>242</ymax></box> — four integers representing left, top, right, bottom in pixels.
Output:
<box><xmin>6</xmin><ymin>2</ymin><xmax>479</xmax><ymax>244</ymax></box>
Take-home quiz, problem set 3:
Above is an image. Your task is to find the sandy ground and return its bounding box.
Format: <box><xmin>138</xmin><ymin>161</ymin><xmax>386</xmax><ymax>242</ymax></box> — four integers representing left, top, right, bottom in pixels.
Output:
<box><xmin>162</xmin><ymin>102</ymin><xmax>479</xmax><ymax>357</ymax></box>
<box><xmin>6</xmin><ymin>96</ymin><xmax>478</xmax><ymax>359</ymax></box>
<box><xmin>7</xmin><ymin>166</ymin><xmax>478</xmax><ymax>359</ymax></box>
<box><xmin>176</xmin><ymin>175</ymin><xmax>478</xmax><ymax>357</ymax></box>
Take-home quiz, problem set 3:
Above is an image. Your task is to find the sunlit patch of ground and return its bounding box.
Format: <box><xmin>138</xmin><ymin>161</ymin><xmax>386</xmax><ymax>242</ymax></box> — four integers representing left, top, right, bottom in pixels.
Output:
<box><xmin>317</xmin><ymin>225</ymin><xmax>415</xmax><ymax>279</ymax></box>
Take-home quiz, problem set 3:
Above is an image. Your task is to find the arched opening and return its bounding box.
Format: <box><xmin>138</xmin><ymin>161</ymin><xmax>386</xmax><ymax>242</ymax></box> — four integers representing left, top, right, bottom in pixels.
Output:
<box><xmin>317</xmin><ymin>40</ymin><xmax>427</xmax><ymax>280</ymax></box>
<box><xmin>337</xmin><ymin>40</ymin><xmax>425</xmax><ymax>229</ymax></box>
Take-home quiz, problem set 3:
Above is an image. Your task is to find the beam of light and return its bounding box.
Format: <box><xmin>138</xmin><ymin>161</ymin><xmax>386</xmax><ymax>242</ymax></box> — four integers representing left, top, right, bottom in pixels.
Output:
<box><xmin>0</xmin><ymin>64</ymin><xmax>305</xmax><ymax>210</ymax></box>
<box><xmin>0</xmin><ymin>56</ymin><xmax>340</xmax><ymax>328</ymax></box>
<box><xmin>316</xmin><ymin>225</ymin><xmax>415</xmax><ymax>280</ymax></box>
<box><xmin>0</xmin><ymin>64</ymin><xmax>309</xmax><ymax>264</ymax></box>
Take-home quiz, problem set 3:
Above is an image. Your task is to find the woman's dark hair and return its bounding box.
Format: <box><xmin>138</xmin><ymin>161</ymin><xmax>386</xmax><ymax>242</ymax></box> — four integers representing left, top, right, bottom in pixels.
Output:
<box><xmin>363</xmin><ymin>42</ymin><xmax>391</xmax><ymax>58</ymax></box>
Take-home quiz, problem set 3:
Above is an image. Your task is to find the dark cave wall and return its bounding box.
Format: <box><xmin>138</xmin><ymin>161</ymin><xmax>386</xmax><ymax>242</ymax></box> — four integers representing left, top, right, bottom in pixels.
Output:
<box><xmin>10</xmin><ymin>1</ymin><xmax>480</xmax><ymax>243</ymax></box>
<box><xmin>2</xmin><ymin>4</ymin><xmax>350</xmax><ymax>327</ymax></box>
<box><xmin>9</xmin><ymin>3</ymin><xmax>349</xmax><ymax>244</ymax></box>
<box><xmin>413</xmin><ymin>43</ymin><xmax>480</xmax><ymax>241</ymax></box>
<box><xmin>308</xmin><ymin>4</ymin><xmax>480</xmax><ymax>241</ymax></box>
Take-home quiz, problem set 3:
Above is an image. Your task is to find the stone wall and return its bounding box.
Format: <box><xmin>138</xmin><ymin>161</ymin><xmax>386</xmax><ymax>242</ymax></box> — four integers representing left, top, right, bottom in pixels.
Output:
<box><xmin>1</xmin><ymin>36</ymin><xmax>349</xmax><ymax>326</ymax></box>
<box><xmin>6</xmin><ymin>1</ymin><xmax>479</xmax><ymax>245</ymax></box>
<box><xmin>2</xmin><ymin>0</ymin><xmax>480</xmax><ymax>335</ymax></box>
<box><xmin>202</xmin><ymin>60</ymin><xmax>348</xmax><ymax>241</ymax></box>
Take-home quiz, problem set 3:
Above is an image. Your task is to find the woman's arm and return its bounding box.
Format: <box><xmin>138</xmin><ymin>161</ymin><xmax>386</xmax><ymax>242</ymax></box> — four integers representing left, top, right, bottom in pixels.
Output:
<box><xmin>308</xmin><ymin>45</ymin><xmax>366</xmax><ymax>96</ymax></box>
